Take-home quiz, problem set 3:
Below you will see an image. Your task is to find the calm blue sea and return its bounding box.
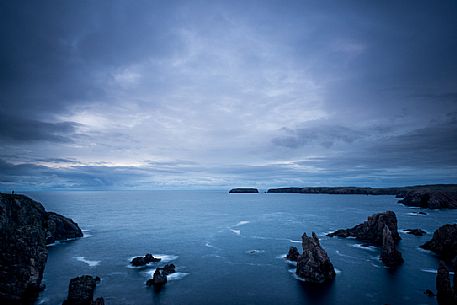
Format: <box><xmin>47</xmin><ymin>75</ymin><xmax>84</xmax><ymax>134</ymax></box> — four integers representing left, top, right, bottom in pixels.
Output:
<box><xmin>26</xmin><ymin>190</ymin><xmax>457</xmax><ymax>305</ymax></box>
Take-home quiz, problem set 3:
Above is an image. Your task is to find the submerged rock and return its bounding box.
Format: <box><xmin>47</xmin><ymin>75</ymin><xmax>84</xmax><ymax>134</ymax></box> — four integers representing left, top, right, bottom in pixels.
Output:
<box><xmin>62</xmin><ymin>275</ymin><xmax>103</xmax><ymax>305</ymax></box>
<box><xmin>286</xmin><ymin>246</ymin><xmax>300</xmax><ymax>262</ymax></box>
<box><xmin>380</xmin><ymin>225</ymin><xmax>404</xmax><ymax>267</ymax></box>
<box><xmin>46</xmin><ymin>212</ymin><xmax>83</xmax><ymax>244</ymax></box>
<box><xmin>424</xmin><ymin>289</ymin><xmax>435</xmax><ymax>297</ymax></box>
<box><xmin>327</xmin><ymin>211</ymin><xmax>401</xmax><ymax>246</ymax></box>
<box><xmin>295</xmin><ymin>232</ymin><xmax>335</xmax><ymax>284</ymax></box>
<box><xmin>404</xmin><ymin>228</ymin><xmax>426</xmax><ymax>236</ymax></box>
<box><xmin>436</xmin><ymin>261</ymin><xmax>457</xmax><ymax>305</ymax></box>
<box><xmin>399</xmin><ymin>190</ymin><xmax>457</xmax><ymax>209</ymax></box>
<box><xmin>0</xmin><ymin>193</ymin><xmax>83</xmax><ymax>304</ymax></box>
<box><xmin>421</xmin><ymin>224</ymin><xmax>457</xmax><ymax>261</ymax></box>
<box><xmin>130</xmin><ymin>253</ymin><xmax>161</xmax><ymax>267</ymax></box>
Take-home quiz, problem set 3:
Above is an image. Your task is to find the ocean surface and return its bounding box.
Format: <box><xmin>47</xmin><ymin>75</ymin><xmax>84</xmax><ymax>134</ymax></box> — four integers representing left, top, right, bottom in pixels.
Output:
<box><xmin>26</xmin><ymin>190</ymin><xmax>457</xmax><ymax>305</ymax></box>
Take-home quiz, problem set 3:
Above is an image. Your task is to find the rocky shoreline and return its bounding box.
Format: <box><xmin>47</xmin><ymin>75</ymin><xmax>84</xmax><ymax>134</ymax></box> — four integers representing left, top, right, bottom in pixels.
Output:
<box><xmin>229</xmin><ymin>188</ymin><xmax>259</xmax><ymax>193</ymax></box>
<box><xmin>0</xmin><ymin>193</ymin><xmax>83</xmax><ymax>304</ymax></box>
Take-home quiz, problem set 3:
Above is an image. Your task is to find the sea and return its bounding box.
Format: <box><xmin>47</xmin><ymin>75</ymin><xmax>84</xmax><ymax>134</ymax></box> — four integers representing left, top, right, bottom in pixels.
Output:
<box><xmin>25</xmin><ymin>190</ymin><xmax>457</xmax><ymax>305</ymax></box>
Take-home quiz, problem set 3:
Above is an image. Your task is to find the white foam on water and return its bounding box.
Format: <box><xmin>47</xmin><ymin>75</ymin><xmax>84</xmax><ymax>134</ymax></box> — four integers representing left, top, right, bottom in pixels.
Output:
<box><xmin>153</xmin><ymin>254</ymin><xmax>178</xmax><ymax>263</ymax></box>
<box><xmin>145</xmin><ymin>269</ymin><xmax>189</xmax><ymax>281</ymax></box>
<box><xmin>320</xmin><ymin>230</ymin><xmax>336</xmax><ymax>236</ymax></box>
<box><xmin>371</xmin><ymin>263</ymin><xmax>381</xmax><ymax>268</ymax></box>
<box><xmin>167</xmin><ymin>272</ymin><xmax>190</xmax><ymax>281</ymax></box>
<box><xmin>417</xmin><ymin>247</ymin><xmax>433</xmax><ymax>254</ymax></box>
<box><xmin>234</xmin><ymin>220</ymin><xmax>250</xmax><ymax>226</ymax></box>
<box><xmin>46</xmin><ymin>241</ymin><xmax>61</xmax><ymax>247</ymax></box>
<box><xmin>276</xmin><ymin>253</ymin><xmax>287</xmax><ymax>259</ymax></box>
<box><xmin>288</xmin><ymin>268</ymin><xmax>305</xmax><ymax>282</ymax></box>
<box><xmin>230</xmin><ymin>229</ymin><xmax>241</xmax><ymax>236</ymax></box>
<box><xmin>335</xmin><ymin>250</ymin><xmax>357</xmax><ymax>259</ymax></box>
<box><xmin>289</xmin><ymin>239</ymin><xmax>301</xmax><ymax>243</ymax></box>
<box><xmin>335</xmin><ymin>268</ymin><xmax>342</xmax><ymax>274</ymax></box>
<box><xmin>421</xmin><ymin>268</ymin><xmax>455</xmax><ymax>275</ymax></box>
<box><xmin>351</xmin><ymin>243</ymin><xmax>377</xmax><ymax>252</ymax></box>
<box><xmin>406</xmin><ymin>212</ymin><xmax>426</xmax><ymax>216</ymax></box>
<box><xmin>75</xmin><ymin>257</ymin><xmax>100</xmax><ymax>267</ymax></box>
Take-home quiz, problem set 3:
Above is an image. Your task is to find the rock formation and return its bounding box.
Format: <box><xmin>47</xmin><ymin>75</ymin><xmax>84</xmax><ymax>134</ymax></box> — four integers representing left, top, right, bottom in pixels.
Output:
<box><xmin>421</xmin><ymin>224</ymin><xmax>457</xmax><ymax>261</ymax></box>
<box><xmin>404</xmin><ymin>228</ymin><xmax>426</xmax><ymax>236</ymax></box>
<box><xmin>327</xmin><ymin>211</ymin><xmax>401</xmax><ymax>246</ymax></box>
<box><xmin>62</xmin><ymin>275</ymin><xmax>104</xmax><ymax>305</ymax></box>
<box><xmin>380</xmin><ymin>225</ymin><xmax>404</xmax><ymax>267</ymax></box>
<box><xmin>295</xmin><ymin>232</ymin><xmax>335</xmax><ymax>284</ymax></box>
<box><xmin>399</xmin><ymin>190</ymin><xmax>457</xmax><ymax>209</ymax></box>
<box><xmin>46</xmin><ymin>212</ymin><xmax>83</xmax><ymax>244</ymax></box>
<box><xmin>146</xmin><ymin>264</ymin><xmax>176</xmax><ymax>288</ymax></box>
<box><xmin>286</xmin><ymin>246</ymin><xmax>300</xmax><ymax>262</ymax></box>
<box><xmin>229</xmin><ymin>188</ymin><xmax>259</xmax><ymax>193</ymax></box>
<box><xmin>0</xmin><ymin>193</ymin><xmax>83</xmax><ymax>305</ymax></box>
<box><xmin>130</xmin><ymin>253</ymin><xmax>161</xmax><ymax>267</ymax></box>
<box><xmin>436</xmin><ymin>261</ymin><xmax>457</xmax><ymax>305</ymax></box>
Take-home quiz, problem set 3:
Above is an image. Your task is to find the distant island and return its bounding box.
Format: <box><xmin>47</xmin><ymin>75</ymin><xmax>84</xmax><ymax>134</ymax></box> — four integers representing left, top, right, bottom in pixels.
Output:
<box><xmin>267</xmin><ymin>184</ymin><xmax>457</xmax><ymax>195</ymax></box>
<box><xmin>266</xmin><ymin>184</ymin><xmax>457</xmax><ymax>209</ymax></box>
<box><xmin>229</xmin><ymin>188</ymin><xmax>259</xmax><ymax>193</ymax></box>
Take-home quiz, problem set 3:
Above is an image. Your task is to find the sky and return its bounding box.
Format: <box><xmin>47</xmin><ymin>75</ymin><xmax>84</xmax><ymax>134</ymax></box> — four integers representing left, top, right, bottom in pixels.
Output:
<box><xmin>1</xmin><ymin>0</ymin><xmax>457</xmax><ymax>190</ymax></box>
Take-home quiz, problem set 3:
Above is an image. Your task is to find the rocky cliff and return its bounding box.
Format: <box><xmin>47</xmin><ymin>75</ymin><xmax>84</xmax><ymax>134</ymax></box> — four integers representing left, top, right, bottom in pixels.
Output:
<box><xmin>0</xmin><ymin>193</ymin><xmax>83</xmax><ymax>304</ymax></box>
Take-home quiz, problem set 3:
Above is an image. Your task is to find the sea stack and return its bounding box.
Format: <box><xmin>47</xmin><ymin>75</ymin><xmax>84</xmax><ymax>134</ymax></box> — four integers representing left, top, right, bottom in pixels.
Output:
<box><xmin>380</xmin><ymin>225</ymin><xmax>404</xmax><ymax>267</ymax></box>
<box><xmin>62</xmin><ymin>275</ymin><xmax>104</xmax><ymax>305</ymax></box>
<box><xmin>295</xmin><ymin>232</ymin><xmax>336</xmax><ymax>284</ymax></box>
<box><xmin>436</xmin><ymin>261</ymin><xmax>457</xmax><ymax>305</ymax></box>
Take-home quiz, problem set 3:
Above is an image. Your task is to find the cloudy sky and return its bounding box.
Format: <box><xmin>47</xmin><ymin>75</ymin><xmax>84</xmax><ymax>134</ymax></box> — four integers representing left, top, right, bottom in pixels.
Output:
<box><xmin>1</xmin><ymin>1</ymin><xmax>457</xmax><ymax>190</ymax></box>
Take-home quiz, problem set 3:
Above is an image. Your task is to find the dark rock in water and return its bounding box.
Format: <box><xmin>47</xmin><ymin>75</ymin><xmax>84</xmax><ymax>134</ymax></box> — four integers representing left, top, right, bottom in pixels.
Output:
<box><xmin>162</xmin><ymin>263</ymin><xmax>176</xmax><ymax>276</ymax></box>
<box><xmin>399</xmin><ymin>190</ymin><xmax>457</xmax><ymax>209</ymax></box>
<box><xmin>295</xmin><ymin>232</ymin><xmax>335</xmax><ymax>284</ymax></box>
<box><xmin>62</xmin><ymin>275</ymin><xmax>103</xmax><ymax>305</ymax></box>
<box><xmin>286</xmin><ymin>246</ymin><xmax>300</xmax><ymax>262</ymax></box>
<box><xmin>147</xmin><ymin>269</ymin><xmax>168</xmax><ymax>287</ymax></box>
<box><xmin>46</xmin><ymin>212</ymin><xmax>83</xmax><ymax>244</ymax></box>
<box><xmin>404</xmin><ymin>228</ymin><xmax>426</xmax><ymax>236</ymax></box>
<box><xmin>327</xmin><ymin>211</ymin><xmax>401</xmax><ymax>246</ymax></box>
<box><xmin>424</xmin><ymin>289</ymin><xmax>435</xmax><ymax>297</ymax></box>
<box><xmin>380</xmin><ymin>225</ymin><xmax>404</xmax><ymax>267</ymax></box>
<box><xmin>436</xmin><ymin>261</ymin><xmax>457</xmax><ymax>305</ymax></box>
<box><xmin>229</xmin><ymin>188</ymin><xmax>259</xmax><ymax>193</ymax></box>
<box><xmin>131</xmin><ymin>253</ymin><xmax>161</xmax><ymax>267</ymax></box>
<box><xmin>421</xmin><ymin>224</ymin><xmax>457</xmax><ymax>261</ymax></box>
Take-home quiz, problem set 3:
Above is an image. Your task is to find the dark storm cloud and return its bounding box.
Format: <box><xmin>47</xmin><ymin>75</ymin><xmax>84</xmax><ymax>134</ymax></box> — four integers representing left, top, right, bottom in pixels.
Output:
<box><xmin>0</xmin><ymin>113</ymin><xmax>80</xmax><ymax>143</ymax></box>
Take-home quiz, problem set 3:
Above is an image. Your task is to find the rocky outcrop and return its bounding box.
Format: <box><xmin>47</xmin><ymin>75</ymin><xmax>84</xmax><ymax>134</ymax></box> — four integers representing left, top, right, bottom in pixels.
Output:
<box><xmin>399</xmin><ymin>191</ymin><xmax>457</xmax><ymax>209</ymax></box>
<box><xmin>130</xmin><ymin>253</ymin><xmax>161</xmax><ymax>267</ymax></box>
<box><xmin>421</xmin><ymin>224</ymin><xmax>457</xmax><ymax>261</ymax></box>
<box><xmin>62</xmin><ymin>275</ymin><xmax>104</xmax><ymax>305</ymax></box>
<box><xmin>46</xmin><ymin>212</ymin><xmax>83</xmax><ymax>245</ymax></box>
<box><xmin>404</xmin><ymin>228</ymin><xmax>426</xmax><ymax>236</ymax></box>
<box><xmin>146</xmin><ymin>264</ymin><xmax>176</xmax><ymax>288</ymax></box>
<box><xmin>436</xmin><ymin>261</ymin><xmax>457</xmax><ymax>305</ymax></box>
<box><xmin>380</xmin><ymin>225</ymin><xmax>404</xmax><ymax>267</ymax></box>
<box><xmin>229</xmin><ymin>188</ymin><xmax>259</xmax><ymax>193</ymax></box>
<box><xmin>295</xmin><ymin>232</ymin><xmax>335</xmax><ymax>284</ymax></box>
<box><xmin>327</xmin><ymin>211</ymin><xmax>401</xmax><ymax>246</ymax></box>
<box><xmin>0</xmin><ymin>193</ymin><xmax>83</xmax><ymax>305</ymax></box>
<box><xmin>286</xmin><ymin>246</ymin><xmax>300</xmax><ymax>262</ymax></box>
<box><xmin>0</xmin><ymin>193</ymin><xmax>48</xmax><ymax>304</ymax></box>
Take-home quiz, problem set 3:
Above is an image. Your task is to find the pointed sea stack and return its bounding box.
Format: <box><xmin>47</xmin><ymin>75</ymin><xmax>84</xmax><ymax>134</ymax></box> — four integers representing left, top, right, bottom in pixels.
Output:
<box><xmin>295</xmin><ymin>232</ymin><xmax>335</xmax><ymax>284</ymax></box>
<box><xmin>380</xmin><ymin>225</ymin><xmax>404</xmax><ymax>267</ymax></box>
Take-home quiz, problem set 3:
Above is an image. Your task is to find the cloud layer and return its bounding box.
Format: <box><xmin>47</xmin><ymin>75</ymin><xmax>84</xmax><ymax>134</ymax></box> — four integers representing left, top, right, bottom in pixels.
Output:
<box><xmin>1</xmin><ymin>1</ymin><xmax>457</xmax><ymax>190</ymax></box>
